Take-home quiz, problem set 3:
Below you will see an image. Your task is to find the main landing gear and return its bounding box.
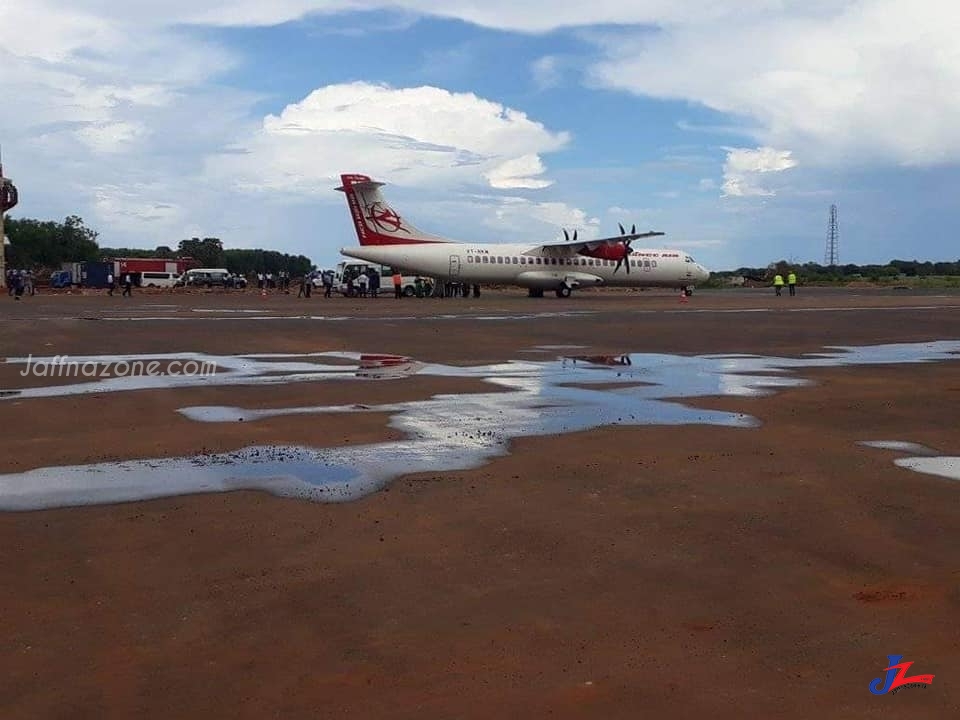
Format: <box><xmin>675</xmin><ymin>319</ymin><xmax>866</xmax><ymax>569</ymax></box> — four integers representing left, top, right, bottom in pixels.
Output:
<box><xmin>681</xmin><ymin>286</ymin><xmax>693</xmax><ymax>297</ymax></box>
<box><xmin>555</xmin><ymin>284</ymin><xmax>572</xmax><ymax>298</ymax></box>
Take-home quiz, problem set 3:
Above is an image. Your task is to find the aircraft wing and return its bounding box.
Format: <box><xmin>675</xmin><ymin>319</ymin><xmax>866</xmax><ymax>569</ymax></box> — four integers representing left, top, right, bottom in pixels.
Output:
<box><xmin>531</xmin><ymin>230</ymin><xmax>666</xmax><ymax>255</ymax></box>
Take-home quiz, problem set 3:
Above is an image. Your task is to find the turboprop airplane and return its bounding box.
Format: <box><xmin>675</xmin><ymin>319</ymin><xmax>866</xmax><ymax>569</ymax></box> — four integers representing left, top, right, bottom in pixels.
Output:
<box><xmin>337</xmin><ymin>173</ymin><xmax>710</xmax><ymax>298</ymax></box>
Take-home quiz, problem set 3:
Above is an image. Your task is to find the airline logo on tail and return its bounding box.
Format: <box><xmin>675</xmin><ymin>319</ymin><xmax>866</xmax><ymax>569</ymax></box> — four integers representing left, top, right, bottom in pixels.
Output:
<box><xmin>337</xmin><ymin>173</ymin><xmax>442</xmax><ymax>246</ymax></box>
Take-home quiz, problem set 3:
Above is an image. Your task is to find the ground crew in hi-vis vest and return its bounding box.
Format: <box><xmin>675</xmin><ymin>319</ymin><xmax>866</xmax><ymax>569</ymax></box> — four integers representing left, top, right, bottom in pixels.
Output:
<box><xmin>773</xmin><ymin>274</ymin><xmax>784</xmax><ymax>296</ymax></box>
<box><xmin>787</xmin><ymin>271</ymin><xmax>797</xmax><ymax>296</ymax></box>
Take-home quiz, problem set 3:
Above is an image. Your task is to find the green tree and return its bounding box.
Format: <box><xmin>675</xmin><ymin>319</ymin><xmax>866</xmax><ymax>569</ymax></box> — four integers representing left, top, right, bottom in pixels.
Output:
<box><xmin>5</xmin><ymin>215</ymin><xmax>100</xmax><ymax>268</ymax></box>
<box><xmin>178</xmin><ymin>237</ymin><xmax>225</xmax><ymax>267</ymax></box>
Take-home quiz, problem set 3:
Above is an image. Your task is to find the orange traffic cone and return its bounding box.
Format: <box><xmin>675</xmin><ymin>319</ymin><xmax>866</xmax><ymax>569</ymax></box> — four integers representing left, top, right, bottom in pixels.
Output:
<box><xmin>679</xmin><ymin>289</ymin><xmax>688</xmax><ymax>304</ymax></box>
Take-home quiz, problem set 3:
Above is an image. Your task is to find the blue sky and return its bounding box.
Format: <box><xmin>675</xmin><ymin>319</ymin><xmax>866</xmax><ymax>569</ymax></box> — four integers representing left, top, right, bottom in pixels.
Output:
<box><xmin>2</xmin><ymin>2</ymin><xmax>958</xmax><ymax>270</ymax></box>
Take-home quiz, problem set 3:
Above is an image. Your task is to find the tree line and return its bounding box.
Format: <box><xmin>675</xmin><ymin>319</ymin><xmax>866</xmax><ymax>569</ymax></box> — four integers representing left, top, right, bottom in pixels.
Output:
<box><xmin>5</xmin><ymin>216</ymin><xmax>314</xmax><ymax>276</ymax></box>
<box><xmin>713</xmin><ymin>259</ymin><xmax>960</xmax><ymax>283</ymax></box>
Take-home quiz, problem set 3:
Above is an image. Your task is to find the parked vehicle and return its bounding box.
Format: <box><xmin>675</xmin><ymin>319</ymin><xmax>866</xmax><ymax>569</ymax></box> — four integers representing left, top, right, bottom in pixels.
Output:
<box><xmin>49</xmin><ymin>270</ymin><xmax>74</xmax><ymax>288</ymax></box>
<box><xmin>179</xmin><ymin>268</ymin><xmax>231</xmax><ymax>287</ymax></box>
<box><xmin>140</xmin><ymin>271</ymin><xmax>180</xmax><ymax>288</ymax></box>
<box><xmin>333</xmin><ymin>261</ymin><xmax>426</xmax><ymax>296</ymax></box>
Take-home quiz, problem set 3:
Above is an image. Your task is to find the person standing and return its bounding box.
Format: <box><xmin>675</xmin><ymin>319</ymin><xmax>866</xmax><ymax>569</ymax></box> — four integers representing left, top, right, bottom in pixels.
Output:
<box><xmin>107</xmin><ymin>270</ymin><xmax>115</xmax><ymax>296</ymax></box>
<box><xmin>393</xmin><ymin>271</ymin><xmax>403</xmax><ymax>299</ymax></box>
<box><xmin>323</xmin><ymin>271</ymin><xmax>333</xmax><ymax>298</ymax></box>
<box><xmin>787</xmin><ymin>270</ymin><xmax>797</xmax><ymax>296</ymax></box>
<box><xmin>122</xmin><ymin>273</ymin><xmax>133</xmax><ymax>297</ymax></box>
<box><xmin>773</xmin><ymin>273</ymin><xmax>784</xmax><ymax>296</ymax></box>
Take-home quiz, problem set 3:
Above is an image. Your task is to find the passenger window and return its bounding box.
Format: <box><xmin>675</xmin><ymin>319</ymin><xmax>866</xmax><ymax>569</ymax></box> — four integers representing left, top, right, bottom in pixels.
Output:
<box><xmin>512</xmin><ymin>257</ymin><xmax>518</xmax><ymax>264</ymax></box>
<box><xmin>467</xmin><ymin>255</ymin><xmax>473</xmax><ymax>263</ymax></box>
<box><xmin>482</xmin><ymin>256</ymin><xmax>488</xmax><ymax>263</ymax></box>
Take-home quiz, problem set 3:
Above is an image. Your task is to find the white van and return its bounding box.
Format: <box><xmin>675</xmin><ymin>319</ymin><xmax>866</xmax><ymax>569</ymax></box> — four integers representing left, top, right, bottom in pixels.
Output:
<box><xmin>140</xmin><ymin>271</ymin><xmax>180</xmax><ymax>288</ymax></box>
<box><xmin>181</xmin><ymin>268</ymin><xmax>230</xmax><ymax>287</ymax></box>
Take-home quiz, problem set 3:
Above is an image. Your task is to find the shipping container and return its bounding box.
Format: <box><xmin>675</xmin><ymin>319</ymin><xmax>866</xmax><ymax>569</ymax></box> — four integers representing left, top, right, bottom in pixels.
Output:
<box><xmin>81</xmin><ymin>261</ymin><xmax>114</xmax><ymax>288</ymax></box>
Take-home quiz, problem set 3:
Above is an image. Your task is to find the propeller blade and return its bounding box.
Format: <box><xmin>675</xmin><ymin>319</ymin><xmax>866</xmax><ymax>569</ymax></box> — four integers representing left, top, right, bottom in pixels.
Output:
<box><xmin>618</xmin><ymin>222</ymin><xmax>625</xmax><ymax>236</ymax></box>
<box><xmin>614</xmin><ymin>258</ymin><xmax>622</xmax><ymax>274</ymax></box>
<box><xmin>563</xmin><ymin>228</ymin><xmax>569</xmax><ymax>242</ymax></box>
<box><xmin>631</xmin><ymin>224</ymin><xmax>636</xmax><ymax>234</ymax></box>
<box><xmin>573</xmin><ymin>229</ymin><xmax>578</xmax><ymax>242</ymax></box>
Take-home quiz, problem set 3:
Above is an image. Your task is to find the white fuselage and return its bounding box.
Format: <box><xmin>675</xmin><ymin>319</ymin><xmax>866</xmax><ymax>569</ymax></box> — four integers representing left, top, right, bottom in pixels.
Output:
<box><xmin>340</xmin><ymin>242</ymin><xmax>710</xmax><ymax>290</ymax></box>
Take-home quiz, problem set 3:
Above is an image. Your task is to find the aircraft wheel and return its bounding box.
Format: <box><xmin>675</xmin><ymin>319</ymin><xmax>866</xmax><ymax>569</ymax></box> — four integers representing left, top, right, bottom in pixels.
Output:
<box><xmin>528</xmin><ymin>288</ymin><xmax>544</xmax><ymax>298</ymax></box>
<box><xmin>684</xmin><ymin>287</ymin><xmax>693</xmax><ymax>297</ymax></box>
<box><xmin>556</xmin><ymin>285</ymin><xmax>571</xmax><ymax>298</ymax></box>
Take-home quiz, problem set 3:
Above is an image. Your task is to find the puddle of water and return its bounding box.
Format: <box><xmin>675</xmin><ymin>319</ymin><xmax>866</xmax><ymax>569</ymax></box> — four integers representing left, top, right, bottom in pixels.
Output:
<box><xmin>859</xmin><ymin>439</ymin><xmax>959</xmax><ymax>482</ymax></box>
<box><xmin>0</xmin><ymin>352</ymin><xmax>422</xmax><ymax>398</ymax></box>
<box><xmin>2</xmin><ymin>341</ymin><xmax>960</xmax><ymax>510</ymax></box>
<box><xmin>894</xmin><ymin>457</ymin><xmax>960</xmax><ymax>482</ymax></box>
<box><xmin>858</xmin><ymin>440</ymin><xmax>940</xmax><ymax>456</ymax></box>
<box><xmin>0</xmin><ymin>446</ymin><xmax>368</xmax><ymax>511</ymax></box>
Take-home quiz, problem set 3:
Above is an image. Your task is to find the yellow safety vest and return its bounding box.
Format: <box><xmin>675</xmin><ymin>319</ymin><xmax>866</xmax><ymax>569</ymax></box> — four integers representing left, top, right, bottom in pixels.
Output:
<box><xmin>774</xmin><ymin>275</ymin><xmax>784</xmax><ymax>285</ymax></box>
<box><xmin>787</xmin><ymin>273</ymin><xmax>797</xmax><ymax>284</ymax></box>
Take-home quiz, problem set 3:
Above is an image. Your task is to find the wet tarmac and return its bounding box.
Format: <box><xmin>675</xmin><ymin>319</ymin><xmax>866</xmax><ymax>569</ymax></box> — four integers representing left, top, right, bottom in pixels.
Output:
<box><xmin>1</xmin><ymin>340</ymin><xmax>959</xmax><ymax>510</ymax></box>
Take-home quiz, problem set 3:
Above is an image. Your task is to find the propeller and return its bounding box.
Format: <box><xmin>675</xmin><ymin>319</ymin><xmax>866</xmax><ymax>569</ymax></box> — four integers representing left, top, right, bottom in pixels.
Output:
<box><xmin>563</xmin><ymin>228</ymin><xmax>578</xmax><ymax>242</ymax></box>
<box><xmin>613</xmin><ymin>223</ymin><xmax>637</xmax><ymax>274</ymax></box>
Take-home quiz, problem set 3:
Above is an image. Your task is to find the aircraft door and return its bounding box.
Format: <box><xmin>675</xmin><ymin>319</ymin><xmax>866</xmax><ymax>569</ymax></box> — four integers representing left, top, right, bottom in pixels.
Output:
<box><xmin>448</xmin><ymin>254</ymin><xmax>461</xmax><ymax>278</ymax></box>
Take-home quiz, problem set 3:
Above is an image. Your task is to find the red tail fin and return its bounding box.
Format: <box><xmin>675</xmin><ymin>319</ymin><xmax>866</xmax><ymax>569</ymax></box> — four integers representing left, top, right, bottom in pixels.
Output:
<box><xmin>336</xmin><ymin>173</ymin><xmax>448</xmax><ymax>246</ymax></box>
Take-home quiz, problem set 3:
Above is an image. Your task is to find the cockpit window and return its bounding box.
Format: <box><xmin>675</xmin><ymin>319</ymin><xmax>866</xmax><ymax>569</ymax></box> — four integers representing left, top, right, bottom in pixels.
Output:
<box><xmin>685</xmin><ymin>256</ymin><xmax>695</xmax><ymax>263</ymax></box>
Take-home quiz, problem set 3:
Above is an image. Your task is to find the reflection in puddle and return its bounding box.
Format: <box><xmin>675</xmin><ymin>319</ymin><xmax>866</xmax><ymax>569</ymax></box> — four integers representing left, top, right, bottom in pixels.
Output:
<box><xmin>1</xmin><ymin>341</ymin><xmax>959</xmax><ymax>510</ymax></box>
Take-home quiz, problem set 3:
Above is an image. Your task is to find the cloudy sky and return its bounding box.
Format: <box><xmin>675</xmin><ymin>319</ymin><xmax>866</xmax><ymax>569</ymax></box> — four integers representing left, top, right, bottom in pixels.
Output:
<box><xmin>2</xmin><ymin>1</ymin><xmax>958</xmax><ymax>269</ymax></box>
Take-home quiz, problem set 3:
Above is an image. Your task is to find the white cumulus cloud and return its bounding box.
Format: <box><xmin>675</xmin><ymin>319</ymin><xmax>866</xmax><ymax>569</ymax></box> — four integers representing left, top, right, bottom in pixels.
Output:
<box><xmin>721</xmin><ymin>147</ymin><xmax>797</xmax><ymax>197</ymax></box>
<box><xmin>209</xmin><ymin>82</ymin><xmax>569</xmax><ymax>193</ymax></box>
<box><xmin>587</xmin><ymin>2</ymin><xmax>960</xmax><ymax>168</ymax></box>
